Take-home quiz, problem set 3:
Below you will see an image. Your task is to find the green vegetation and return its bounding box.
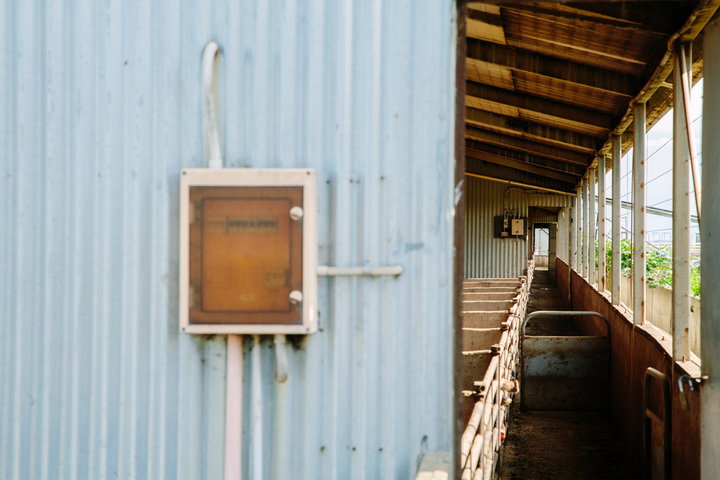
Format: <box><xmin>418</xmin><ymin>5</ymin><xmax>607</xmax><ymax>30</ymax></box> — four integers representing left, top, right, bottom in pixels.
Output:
<box><xmin>601</xmin><ymin>239</ymin><xmax>700</xmax><ymax>297</ymax></box>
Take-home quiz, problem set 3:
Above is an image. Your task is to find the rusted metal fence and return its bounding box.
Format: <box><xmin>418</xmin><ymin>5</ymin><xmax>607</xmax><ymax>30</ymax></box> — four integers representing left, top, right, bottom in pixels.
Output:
<box><xmin>459</xmin><ymin>261</ymin><xmax>533</xmax><ymax>480</ymax></box>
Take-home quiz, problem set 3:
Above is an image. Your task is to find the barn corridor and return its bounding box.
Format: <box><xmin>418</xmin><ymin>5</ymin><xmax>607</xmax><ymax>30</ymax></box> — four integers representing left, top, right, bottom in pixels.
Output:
<box><xmin>498</xmin><ymin>270</ymin><xmax>635</xmax><ymax>479</ymax></box>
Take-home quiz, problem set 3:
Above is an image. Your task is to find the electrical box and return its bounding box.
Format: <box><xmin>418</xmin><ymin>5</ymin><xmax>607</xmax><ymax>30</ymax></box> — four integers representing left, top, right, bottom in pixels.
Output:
<box><xmin>180</xmin><ymin>169</ymin><xmax>317</xmax><ymax>334</ymax></box>
<box><xmin>511</xmin><ymin>218</ymin><xmax>525</xmax><ymax>236</ymax></box>
<box><xmin>494</xmin><ymin>215</ymin><xmax>527</xmax><ymax>238</ymax></box>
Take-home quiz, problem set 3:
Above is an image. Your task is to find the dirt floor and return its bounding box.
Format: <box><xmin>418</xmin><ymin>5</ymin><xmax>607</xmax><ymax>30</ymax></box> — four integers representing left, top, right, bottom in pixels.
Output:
<box><xmin>499</xmin><ymin>268</ymin><xmax>635</xmax><ymax>479</ymax></box>
<box><xmin>498</xmin><ymin>411</ymin><xmax>636</xmax><ymax>480</ymax></box>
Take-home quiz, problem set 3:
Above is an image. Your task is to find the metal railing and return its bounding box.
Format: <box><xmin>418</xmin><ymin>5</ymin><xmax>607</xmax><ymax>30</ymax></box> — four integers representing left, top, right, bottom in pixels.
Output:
<box><xmin>459</xmin><ymin>260</ymin><xmax>534</xmax><ymax>480</ymax></box>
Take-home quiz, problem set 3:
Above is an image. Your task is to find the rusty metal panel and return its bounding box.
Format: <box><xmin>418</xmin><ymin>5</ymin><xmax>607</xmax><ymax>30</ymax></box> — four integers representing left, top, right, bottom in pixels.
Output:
<box><xmin>522</xmin><ymin>336</ymin><xmax>610</xmax><ymax>411</ymax></box>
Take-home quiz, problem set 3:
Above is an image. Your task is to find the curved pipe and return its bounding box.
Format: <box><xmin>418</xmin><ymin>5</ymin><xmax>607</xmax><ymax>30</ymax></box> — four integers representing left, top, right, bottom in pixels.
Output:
<box><xmin>521</xmin><ymin>310</ymin><xmax>609</xmax><ymax>337</ymax></box>
<box><xmin>202</xmin><ymin>41</ymin><xmax>223</xmax><ymax>168</ymax></box>
<box><xmin>273</xmin><ymin>334</ymin><xmax>289</xmax><ymax>383</ymax></box>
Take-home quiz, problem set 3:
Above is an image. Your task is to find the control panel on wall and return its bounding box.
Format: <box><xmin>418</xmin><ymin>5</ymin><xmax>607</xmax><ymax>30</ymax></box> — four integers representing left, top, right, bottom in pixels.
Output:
<box><xmin>179</xmin><ymin>169</ymin><xmax>317</xmax><ymax>334</ymax></box>
<box><xmin>494</xmin><ymin>215</ymin><xmax>527</xmax><ymax>238</ymax></box>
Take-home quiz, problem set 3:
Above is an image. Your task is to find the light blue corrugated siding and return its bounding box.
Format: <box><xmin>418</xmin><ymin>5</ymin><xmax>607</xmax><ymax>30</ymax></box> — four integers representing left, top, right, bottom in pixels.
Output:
<box><xmin>0</xmin><ymin>1</ymin><xmax>457</xmax><ymax>479</ymax></box>
<box><xmin>465</xmin><ymin>177</ymin><xmax>529</xmax><ymax>278</ymax></box>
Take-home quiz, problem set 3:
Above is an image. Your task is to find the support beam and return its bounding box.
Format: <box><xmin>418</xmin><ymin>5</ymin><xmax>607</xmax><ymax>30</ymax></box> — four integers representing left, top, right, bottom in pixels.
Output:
<box><xmin>466</xmin><ymin>39</ymin><xmax>636</xmax><ymax>96</ymax></box>
<box><xmin>466</xmin><ymin>152</ymin><xmax>578</xmax><ymax>183</ymax></box>
<box><xmin>612</xmin><ymin>136</ymin><xmax>621</xmax><ymax>306</ymax></box>
<box><xmin>465</xmin><ymin>143</ymin><xmax>585</xmax><ymax>176</ymax></box>
<box><xmin>673</xmin><ymin>43</ymin><xmax>692</xmax><ymax>363</ymax></box>
<box><xmin>466</xmin><ymin>162</ymin><xmax>576</xmax><ymax>193</ymax></box>
<box><xmin>633</xmin><ymin>102</ymin><xmax>647</xmax><ymax>325</ymax></box>
<box><xmin>465</xmin><ymin>108</ymin><xmax>600</xmax><ymax>152</ymax></box>
<box><xmin>466</xmin><ymin>82</ymin><xmax>615</xmax><ymax>131</ymax></box>
<box><xmin>583</xmin><ymin>177</ymin><xmax>590</xmax><ymax>278</ymax></box>
<box><xmin>465</xmin><ymin>127</ymin><xmax>591</xmax><ymax>165</ymax></box>
<box><xmin>589</xmin><ymin>168</ymin><xmax>597</xmax><ymax>285</ymax></box>
<box><xmin>598</xmin><ymin>155</ymin><xmax>607</xmax><ymax>292</ymax></box>
<box><xmin>702</xmin><ymin>19</ymin><xmax>720</xmax><ymax>478</ymax></box>
<box><xmin>577</xmin><ymin>184</ymin><xmax>583</xmax><ymax>276</ymax></box>
<box><xmin>570</xmin><ymin>194</ymin><xmax>577</xmax><ymax>269</ymax></box>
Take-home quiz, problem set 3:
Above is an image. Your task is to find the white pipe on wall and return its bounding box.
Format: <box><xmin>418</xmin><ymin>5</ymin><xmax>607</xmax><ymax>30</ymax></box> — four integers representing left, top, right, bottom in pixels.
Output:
<box><xmin>202</xmin><ymin>41</ymin><xmax>223</xmax><ymax>169</ymax></box>
<box><xmin>202</xmin><ymin>40</ymin><xmax>244</xmax><ymax>480</ymax></box>
<box><xmin>317</xmin><ymin>265</ymin><xmax>403</xmax><ymax>277</ymax></box>
<box><xmin>251</xmin><ymin>335</ymin><xmax>264</xmax><ymax>480</ymax></box>
<box><xmin>224</xmin><ymin>335</ymin><xmax>244</xmax><ymax>479</ymax></box>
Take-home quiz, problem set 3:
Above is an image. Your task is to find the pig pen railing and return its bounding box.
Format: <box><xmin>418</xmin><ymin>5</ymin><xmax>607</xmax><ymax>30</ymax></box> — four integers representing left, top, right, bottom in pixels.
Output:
<box><xmin>459</xmin><ymin>261</ymin><xmax>533</xmax><ymax>480</ymax></box>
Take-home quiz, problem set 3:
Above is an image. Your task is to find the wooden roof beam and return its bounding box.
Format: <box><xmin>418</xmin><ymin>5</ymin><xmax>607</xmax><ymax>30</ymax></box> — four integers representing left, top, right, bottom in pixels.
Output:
<box><xmin>465</xmin><ymin>108</ymin><xmax>600</xmax><ymax>153</ymax></box>
<box><xmin>465</xmin><ymin>142</ymin><xmax>586</xmax><ymax>176</ymax></box>
<box><xmin>466</xmin><ymin>160</ymin><xmax>576</xmax><ymax>192</ymax></box>
<box><xmin>466</xmin><ymin>148</ymin><xmax>579</xmax><ymax>184</ymax></box>
<box><xmin>501</xmin><ymin>3</ymin><xmax>669</xmax><ymax>34</ymax></box>
<box><xmin>467</xmin><ymin>39</ymin><xmax>636</xmax><ymax>96</ymax></box>
<box><xmin>464</xmin><ymin>127</ymin><xmax>591</xmax><ymax>166</ymax></box>
<box><xmin>466</xmin><ymin>82</ymin><xmax>615</xmax><ymax>131</ymax></box>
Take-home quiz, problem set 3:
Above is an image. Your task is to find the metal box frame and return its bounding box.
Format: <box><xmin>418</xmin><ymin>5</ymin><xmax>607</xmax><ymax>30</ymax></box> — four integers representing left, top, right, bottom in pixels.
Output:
<box><xmin>179</xmin><ymin>168</ymin><xmax>317</xmax><ymax>334</ymax></box>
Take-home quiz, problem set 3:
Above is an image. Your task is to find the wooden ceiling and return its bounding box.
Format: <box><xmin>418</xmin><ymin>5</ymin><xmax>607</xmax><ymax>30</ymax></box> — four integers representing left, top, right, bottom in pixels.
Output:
<box><xmin>464</xmin><ymin>1</ymin><xmax>712</xmax><ymax>193</ymax></box>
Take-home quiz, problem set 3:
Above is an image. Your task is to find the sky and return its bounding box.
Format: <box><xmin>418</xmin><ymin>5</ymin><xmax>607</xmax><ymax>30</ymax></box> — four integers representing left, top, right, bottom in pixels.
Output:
<box><xmin>602</xmin><ymin>79</ymin><xmax>703</xmax><ymax>247</ymax></box>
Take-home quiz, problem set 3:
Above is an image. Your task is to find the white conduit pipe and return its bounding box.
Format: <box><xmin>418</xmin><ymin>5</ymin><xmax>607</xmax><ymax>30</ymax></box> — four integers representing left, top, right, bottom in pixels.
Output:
<box><xmin>251</xmin><ymin>335</ymin><xmax>264</xmax><ymax>480</ymax></box>
<box><xmin>224</xmin><ymin>335</ymin><xmax>244</xmax><ymax>480</ymax></box>
<box><xmin>317</xmin><ymin>265</ymin><xmax>403</xmax><ymax>277</ymax></box>
<box><xmin>202</xmin><ymin>41</ymin><xmax>223</xmax><ymax>169</ymax></box>
<box><xmin>202</xmin><ymin>41</ymin><xmax>243</xmax><ymax>480</ymax></box>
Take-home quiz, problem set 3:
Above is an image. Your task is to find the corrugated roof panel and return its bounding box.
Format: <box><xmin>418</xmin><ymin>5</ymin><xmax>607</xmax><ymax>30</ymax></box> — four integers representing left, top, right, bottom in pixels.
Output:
<box><xmin>0</xmin><ymin>1</ymin><xmax>458</xmax><ymax>479</ymax></box>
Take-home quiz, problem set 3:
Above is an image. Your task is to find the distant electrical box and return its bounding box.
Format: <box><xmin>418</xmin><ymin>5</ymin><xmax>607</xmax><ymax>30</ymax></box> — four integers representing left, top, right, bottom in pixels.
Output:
<box><xmin>494</xmin><ymin>215</ymin><xmax>527</xmax><ymax>238</ymax></box>
<box><xmin>180</xmin><ymin>169</ymin><xmax>317</xmax><ymax>334</ymax></box>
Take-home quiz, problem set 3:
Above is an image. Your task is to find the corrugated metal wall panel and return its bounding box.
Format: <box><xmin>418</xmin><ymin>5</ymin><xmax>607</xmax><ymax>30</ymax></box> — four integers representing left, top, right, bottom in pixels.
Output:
<box><xmin>526</xmin><ymin>193</ymin><xmax>574</xmax><ymax>207</ymax></box>
<box><xmin>0</xmin><ymin>1</ymin><xmax>457</xmax><ymax>479</ymax></box>
<box><xmin>464</xmin><ymin>177</ymin><xmax>529</xmax><ymax>278</ymax></box>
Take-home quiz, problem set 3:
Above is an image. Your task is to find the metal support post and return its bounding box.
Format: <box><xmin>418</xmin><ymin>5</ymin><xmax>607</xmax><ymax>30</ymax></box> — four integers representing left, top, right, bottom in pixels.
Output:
<box><xmin>598</xmin><ymin>156</ymin><xmax>607</xmax><ymax>292</ymax></box>
<box><xmin>612</xmin><ymin>135</ymin><xmax>622</xmax><ymax>305</ymax></box>
<box><xmin>583</xmin><ymin>176</ymin><xmax>590</xmax><ymax>279</ymax></box>
<box><xmin>589</xmin><ymin>167</ymin><xmax>597</xmax><ymax>285</ymax></box>
<box><xmin>633</xmin><ymin>102</ymin><xmax>646</xmax><ymax>325</ymax></box>
<box><xmin>702</xmin><ymin>19</ymin><xmax>720</xmax><ymax>479</ymax></box>
<box><xmin>570</xmin><ymin>194</ymin><xmax>577</xmax><ymax>269</ymax></box>
<box><xmin>577</xmin><ymin>184</ymin><xmax>583</xmax><ymax>275</ymax></box>
<box><xmin>673</xmin><ymin>43</ymin><xmax>692</xmax><ymax>362</ymax></box>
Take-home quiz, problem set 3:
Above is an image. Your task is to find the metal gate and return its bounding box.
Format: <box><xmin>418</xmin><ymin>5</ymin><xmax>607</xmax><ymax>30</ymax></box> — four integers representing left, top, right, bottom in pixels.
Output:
<box><xmin>521</xmin><ymin>311</ymin><xmax>610</xmax><ymax>411</ymax></box>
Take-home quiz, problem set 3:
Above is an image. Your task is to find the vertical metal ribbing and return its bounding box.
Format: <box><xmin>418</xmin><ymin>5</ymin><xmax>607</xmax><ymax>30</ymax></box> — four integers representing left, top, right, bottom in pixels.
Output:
<box><xmin>598</xmin><ymin>156</ymin><xmax>607</xmax><ymax>292</ymax></box>
<box><xmin>589</xmin><ymin>167</ymin><xmax>597</xmax><ymax>285</ymax></box>
<box><xmin>673</xmin><ymin>44</ymin><xmax>692</xmax><ymax>362</ymax></box>
<box><xmin>583</xmin><ymin>177</ymin><xmax>590</xmax><ymax>278</ymax></box>
<box><xmin>612</xmin><ymin>135</ymin><xmax>622</xmax><ymax>305</ymax></box>
<box><xmin>701</xmin><ymin>18</ymin><xmax>720</xmax><ymax>479</ymax></box>
<box><xmin>633</xmin><ymin>102</ymin><xmax>647</xmax><ymax>325</ymax></box>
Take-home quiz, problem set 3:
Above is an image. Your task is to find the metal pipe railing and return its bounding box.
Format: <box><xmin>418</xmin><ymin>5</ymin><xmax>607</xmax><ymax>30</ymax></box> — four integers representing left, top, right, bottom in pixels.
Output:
<box><xmin>459</xmin><ymin>260</ymin><xmax>533</xmax><ymax>480</ymax></box>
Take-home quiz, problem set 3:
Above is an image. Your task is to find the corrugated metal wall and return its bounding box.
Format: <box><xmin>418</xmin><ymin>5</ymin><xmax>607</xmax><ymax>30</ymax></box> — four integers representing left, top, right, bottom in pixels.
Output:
<box><xmin>464</xmin><ymin>177</ymin><xmax>529</xmax><ymax>278</ymax></box>
<box><xmin>0</xmin><ymin>1</ymin><xmax>457</xmax><ymax>479</ymax></box>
